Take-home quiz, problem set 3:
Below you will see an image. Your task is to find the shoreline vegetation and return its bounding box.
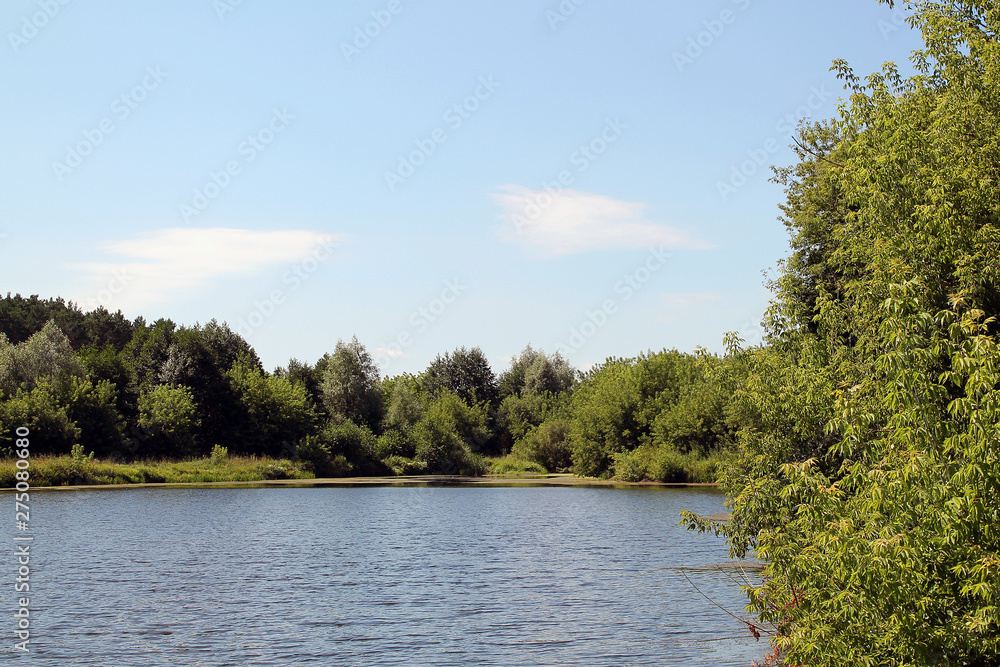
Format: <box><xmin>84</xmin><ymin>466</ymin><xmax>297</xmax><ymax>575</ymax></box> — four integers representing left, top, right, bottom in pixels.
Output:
<box><xmin>0</xmin><ymin>451</ymin><xmax>724</xmax><ymax>490</ymax></box>
<box><xmin>0</xmin><ymin>460</ymin><xmax>722</xmax><ymax>492</ymax></box>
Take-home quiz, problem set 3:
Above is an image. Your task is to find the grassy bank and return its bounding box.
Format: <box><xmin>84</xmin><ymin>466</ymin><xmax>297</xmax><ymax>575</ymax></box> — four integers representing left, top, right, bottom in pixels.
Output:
<box><xmin>0</xmin><ymin>453</ymin><xmax>316</xmax><ymax>488</ymax></box>
<box><xmin>1</xmin><ymin>451</ymin><xmax>722</xmax><ymax>489</ymax></box>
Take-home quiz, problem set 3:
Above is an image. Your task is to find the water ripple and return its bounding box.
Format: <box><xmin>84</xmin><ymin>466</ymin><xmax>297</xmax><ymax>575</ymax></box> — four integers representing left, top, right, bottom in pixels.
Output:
<box><xmin>11</xmin><ymin>486</ymin><xmax>764</xmax><ymax>666</ymax></box>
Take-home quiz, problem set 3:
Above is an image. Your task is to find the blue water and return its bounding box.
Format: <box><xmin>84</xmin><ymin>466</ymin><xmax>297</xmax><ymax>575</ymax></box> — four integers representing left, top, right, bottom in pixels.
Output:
<box><xmin>4</xmin><ymin>485</ymin><xmax>765</xmax><ymax>666</ymax></box>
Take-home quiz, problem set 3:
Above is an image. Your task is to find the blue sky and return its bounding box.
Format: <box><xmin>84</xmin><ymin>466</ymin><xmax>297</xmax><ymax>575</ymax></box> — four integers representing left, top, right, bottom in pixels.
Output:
<box><xmin>1</xmin><ymin>0</ymin><xmax>922</xmax><ymax>376</ymax></box>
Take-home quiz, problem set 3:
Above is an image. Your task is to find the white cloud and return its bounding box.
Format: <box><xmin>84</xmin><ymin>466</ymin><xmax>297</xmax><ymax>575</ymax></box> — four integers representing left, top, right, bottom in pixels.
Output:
<box><xmin>71</xmin><ymin>227</ymin><xmax>339</xmax><ymax>311</ymax></box>
<box><xmin>375</xmin><ymin>347</ymin><xmax>405</xmax><ymax>359</ymax></box>
<box><xmin>493</xmin><ymin>186</ymin><xmax>711</xmax><ymax>255</ymax></box>
<box><xmin>661</xmin><ymin>293</ymin><xmax>721</xmax><ymax>306</ymax></box>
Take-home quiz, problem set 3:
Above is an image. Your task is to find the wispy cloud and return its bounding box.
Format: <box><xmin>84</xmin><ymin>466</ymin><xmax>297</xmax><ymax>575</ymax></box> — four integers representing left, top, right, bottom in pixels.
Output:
<box><xmin>72</xmin><ymin>227</ymin><xmax>338</xmax><ymax>311</ymax></box>
<box><xmin>493</xmin><ymin>186</ymin><xmax>711</xmax><ymax>256</ymax></box>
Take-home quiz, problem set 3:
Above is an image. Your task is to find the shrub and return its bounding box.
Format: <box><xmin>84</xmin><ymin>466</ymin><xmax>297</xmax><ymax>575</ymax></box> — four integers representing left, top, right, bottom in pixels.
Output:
<box><xmin>383</xmin><ymin>455</ymin><xmax>427</xmax><ymax>476</ymax></box>
<box><xmin>210</xmin><ymin>444</ymin><xmax>229</xmax><ymax>466</ymax></box>
<box><xmin>458</xmin><ymin>452</ymin><xmax>489</xmax><ymax>476</ymax></box>
<box><xmin>296</xmin><ymin>434</ymin><xmax>334</xmax><ymax>477</ymax></box>
<box><xmin>374</xmin><ymin>428</ymin><xmax>415</xmax><ymax>460</ymax></box>
<box><xmin>322</xmin><ymin>420</ymin><xmax>378</xmax><ymax>470</ymax></box>
<box><xmin>649</xmin><ymin>446</ymin><xmax>687</xmax><ymax>483</ymax></box>
<box><xmin>137</xmin><ymin>384</ymin><xmax>200</xmax><ymax>459</ymax></box>
<box><xmin>489</xmin><ymin>455</ymin><xmax>547</xmax><ymax>476</ymax></box>
<box><xmin>512</xmin><ymin>418</ymin><xmax>573</xmax><ymax>471</ymax></box>
<box><xmin>70</xmin><ymin>443</ymin><xmax>94</xmax><ymax>463</ymax></box>
<box><xmin>612</xmin><ymin>446</ymin><xmax>652</xmax><ymax>482</ymax></box>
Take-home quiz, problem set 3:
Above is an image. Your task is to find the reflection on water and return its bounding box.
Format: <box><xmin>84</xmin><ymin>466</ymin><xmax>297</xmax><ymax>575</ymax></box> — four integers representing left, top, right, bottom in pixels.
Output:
<box><xmin>11</xmin><ymin>486</ymin><xmax>764</xmax><ymax>666</ymax></box>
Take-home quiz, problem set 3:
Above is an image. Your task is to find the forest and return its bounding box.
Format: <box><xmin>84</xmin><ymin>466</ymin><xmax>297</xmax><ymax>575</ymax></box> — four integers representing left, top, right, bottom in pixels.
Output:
<box><xmin>3</xmin><ymin>0</ymin><xmax>999</xmax><ymax>663</ymax></box>
<box><xmin>0</xmin><ymin>293</ymin><xmax>733</xmax><ymax>483</ymax></box>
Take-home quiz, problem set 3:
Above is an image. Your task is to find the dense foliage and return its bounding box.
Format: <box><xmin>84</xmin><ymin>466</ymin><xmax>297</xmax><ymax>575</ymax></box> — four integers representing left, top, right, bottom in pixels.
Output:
<box><xmin>682</xmin><ymin>1</ymin><xmax>1000</xmax><ymax>663</ymax></box>
<box><xmin>0</xmin><ymin>297</ymin><xmax>731</xmax><ymax>481</ymax></box>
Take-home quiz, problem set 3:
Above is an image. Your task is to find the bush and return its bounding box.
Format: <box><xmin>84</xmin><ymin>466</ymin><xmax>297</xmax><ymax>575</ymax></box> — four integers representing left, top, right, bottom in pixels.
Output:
<box><xmin>610</xmin><ymin>445</ymin><xmax>725</xmax><ymax>484</ymax></box>
<box><xmin>210</xmin><ymin>444</ymin><xmax>229</xmax><ymax>466</ymax></box>
<box><xmin>374</xmin><ymin>428</ymin><xmax>415</xmax><ymax>460</ymax></box>
<box><xmin>137</xmin><ymin>384</ymin><xmax>201</xmax><ymax>459</ymax></box>
<box><xmin>512</xmin><ymin>418</ymin><xmax>573</xmax><ymax>472</ymax></box>
<box><xmin>649</xmin><ymin>446</ymin><xmax>687</xmax><ymax>483</ymax></box>
<box><xmin>296</xmin><ymin>434</ymin><xmax>336</xmax><ymax>477</ymax></box>
<box><xmin>413</xmin><ymin>414</ymin><xmax>467</xmax><ymax>474</ymax></box>
<box><xmin>489</xmin><ymin>455</ymin><xmax>547</xmax><ymax>475</ymax></box>
<box><xmin>459</xmin><ymin>452</ymin><xmax>489</xmax><ymax>476</ymax></box>
<box><xmin>383</xmin><ymin>455</ymin><xmax>427</xmax><ymax>476</ymax></box>
<box><xmin>70</xmin><ymin>443</ymin><xmax>94</xmax><ymax>463</ymax></box>
<box><xmin>612</xmin><ymin>447</ymin><xmax>650</xmax><ymax>482</ymax></box>
<box><xmin>263</xmin><ymin>460</ymin><xmax>294</xmax><ymax>480</ymax></box>
<box><xmin>322</xmin><ymin>420</ymin><xmax>378</xmax><ymax>472</ymax></box>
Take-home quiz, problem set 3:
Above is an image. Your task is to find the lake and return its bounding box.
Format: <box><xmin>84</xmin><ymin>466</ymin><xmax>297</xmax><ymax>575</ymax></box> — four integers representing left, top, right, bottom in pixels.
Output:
<box><xmin>8</xmin><ymin>485</ymin><xmax>765</xmax><ymax>666</ymax></box>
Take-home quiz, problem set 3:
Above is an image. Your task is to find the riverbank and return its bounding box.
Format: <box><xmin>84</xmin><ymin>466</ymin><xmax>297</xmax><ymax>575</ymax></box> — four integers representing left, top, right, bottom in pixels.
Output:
<box><xmin>3</xmin><ymin>470</ymin><xmax>722</xmax><ymax>492</ymax></box>
<box><xmin>1</xmin><ymin>453</ymin><xmax>722</xmax><ymax>490</ymax></box>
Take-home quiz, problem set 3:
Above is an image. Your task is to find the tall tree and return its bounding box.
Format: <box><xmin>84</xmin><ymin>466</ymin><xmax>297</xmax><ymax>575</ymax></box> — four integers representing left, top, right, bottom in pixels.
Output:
<box><xmin>698</xmin><ymin>3</ymin><xmax>1000</xmax><ymax>662</ymax></box>
<box><xmin>423</xmin><ymin>346</ymin><xmax>498</xmax><ymax>406</ymax></box>
<box><xmin>320</xmin><ymin>336</ymin><xmax>382</xmax><ymax>429</ymax></box>
<box><xmin>0</xmin><ymin>320</ymin><xmax>84</xmax><ymax>396</ymax></box>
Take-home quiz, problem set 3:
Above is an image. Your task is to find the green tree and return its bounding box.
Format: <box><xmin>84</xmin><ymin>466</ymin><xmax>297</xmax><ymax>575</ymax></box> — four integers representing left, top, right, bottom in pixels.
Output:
<box><xmin>0</xmin><ymin>320</ymin><xmax>84</xmax><ymax>396</ymax></box>
<box><xmin>226</xmin><ymin>360</ymin><xmax>316</xmax><ymax>456</ymax></box>
<box><xmin>121</xmin><ymin>318</ymin><xmax>176</xmax><ymax>395</ymax></box>
<box><xmin>80</xmin><ymin>306</ymin><xmax>135</xmax><ymax>351</ymax></box>
<box><xmin>137</xmin><ymin>384</ymin><xmax>201</xmax><ymax>459</ymax></box>
<box><xmin>64</xmin><ymin>376</ymin><xmax>124</xmax><ymax>458</ymax></box>
<box><xmin>197</xmin><ymin>319</ymin><xmax>262</xmax><ymax>373</ymax></box>
<box><xmin>320</xmin><ymin>336</ymin><xmax>382</xmax><ymax>429</ymax></box>
<box><xmin>382</xmin><ymin>377</ymin><xmax>425</xmax><ymax>431</ymax></box>
<box><xmin>78</xmin><ymin>344</ymin><xmax>136</xmax><ymax>421</ymax></box>
<box><xmin>423</xmin><ymin>346</ymin><xmax>498</xmax><ymax>406</ymax></box>
<box><xmin>694</xmin><ymin>3</ymin><xmax>1000</xmax><ymax>662</ymax></box>
<box><xmin>0</xmin><ymin>294</ymin><xmax>86</xmax><ymax>347</ymax></box>
<box><xmin>275</xmin><ymin>357</ymin><xmax>326</xmax><ymax>413</ymax></box>
<box><xmin>499</xmin><ymin>345</ymin><xmax>575</xmax><ymax>398</ymax></box>
<box><xmin>0</xmin><ymin>378</ymin><xmax>79</xmax><ymax>455</ymax></box>
<box><xmin>568</xmin><ymin>358</ymin><xmax>642</xmax><ymax>477</ymax></box>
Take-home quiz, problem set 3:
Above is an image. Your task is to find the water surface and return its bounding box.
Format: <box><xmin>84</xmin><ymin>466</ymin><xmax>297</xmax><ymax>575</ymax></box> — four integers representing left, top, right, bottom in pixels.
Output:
<box><xmin>7</xmin><ymin>486</ymin><xmax>764</xmax><ymax>666</ymax></box>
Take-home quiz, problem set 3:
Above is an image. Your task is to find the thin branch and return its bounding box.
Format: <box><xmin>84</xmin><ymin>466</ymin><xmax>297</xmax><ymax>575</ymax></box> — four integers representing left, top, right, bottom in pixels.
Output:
<box><xmin>680</xmin><ymin>568</ymin><xmax>775</xmax><ymax>637</ymax></box>
<box><xmin>793</xmin><ymin>136</ymin><xmax>844</xmax><ymax>168</ymax></box>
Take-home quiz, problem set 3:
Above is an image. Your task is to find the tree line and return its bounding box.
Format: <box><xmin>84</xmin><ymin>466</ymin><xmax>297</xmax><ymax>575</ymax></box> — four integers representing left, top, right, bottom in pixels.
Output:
<box><xmin>0</xmin><ymin>294</ymin><xmax>733</xmax><ymax>480</ymax></box>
